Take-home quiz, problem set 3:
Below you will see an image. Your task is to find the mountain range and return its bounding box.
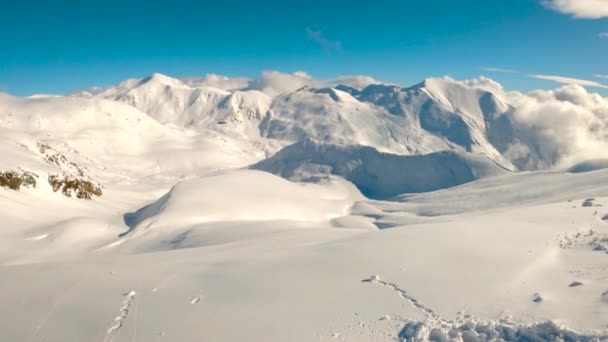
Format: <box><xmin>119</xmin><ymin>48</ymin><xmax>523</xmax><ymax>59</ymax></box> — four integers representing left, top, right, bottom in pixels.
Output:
<box><xmin>2</xmin><ymin>71</ymin><xmax>607</xmax><ymax>199</ymax></box>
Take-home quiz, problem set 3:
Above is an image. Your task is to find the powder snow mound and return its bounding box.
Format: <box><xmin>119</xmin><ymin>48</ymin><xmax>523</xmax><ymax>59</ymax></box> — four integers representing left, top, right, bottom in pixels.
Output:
<box><xmin>251</xmin><ymin>140</ymin><xmax>508</xmax><ymax>199</ymax></box>
<box><xmin>125</xmin><ymin>169</ymin><xmax>362</xmax><ymax>230</ymax></box>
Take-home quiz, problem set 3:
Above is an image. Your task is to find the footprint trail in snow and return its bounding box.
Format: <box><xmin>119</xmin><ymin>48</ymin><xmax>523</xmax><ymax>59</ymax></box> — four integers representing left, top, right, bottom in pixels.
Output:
<box><xmin>103</xmin><ymin>290</ymin><xmax>136</xmax><ymax>342</ymax></box>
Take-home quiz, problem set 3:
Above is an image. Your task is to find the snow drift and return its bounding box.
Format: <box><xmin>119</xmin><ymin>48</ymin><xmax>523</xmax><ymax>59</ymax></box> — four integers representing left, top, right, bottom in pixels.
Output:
<box><xmin>124</xmin><ymin>169</ymin><xmax>361</xmax><ymax>230</ymax></box>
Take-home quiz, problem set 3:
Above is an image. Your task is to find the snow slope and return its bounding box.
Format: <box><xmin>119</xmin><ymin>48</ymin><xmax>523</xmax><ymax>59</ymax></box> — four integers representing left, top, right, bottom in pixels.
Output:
<box><xmin>1</xmin><ymin>169</ymin><xmax>608</xmax><ymax>341</ymax></box>
<box><xmin>1</xmin><ymin>72</ymin><xmax>608</xmax><ymax>341</ymax></box>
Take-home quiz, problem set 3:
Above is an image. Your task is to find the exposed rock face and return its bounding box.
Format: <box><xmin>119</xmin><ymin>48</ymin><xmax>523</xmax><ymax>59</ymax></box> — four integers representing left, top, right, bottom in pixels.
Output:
<box><xmin>1</xmin><ymin>143</ymin><xmax>103</xmax><ymax>200</ymax></box>
<box><xmin>0</xmin><ymin>170</ymin><xmax>38</xmax><ymax>191</ymax></box>
<box><xmin>38</xmin><ymin>143</ymin><xmax>86</xmax><ymax>177</ymax></box>
<box><xmin>38</xmin><ymin>143</ymin><xmax>103</xmax><ymax>200</ymax></box>
<box><xmin>48</xmin><ymin>174</ymin><xmax>103</xmax><ymax>199</ymax></box>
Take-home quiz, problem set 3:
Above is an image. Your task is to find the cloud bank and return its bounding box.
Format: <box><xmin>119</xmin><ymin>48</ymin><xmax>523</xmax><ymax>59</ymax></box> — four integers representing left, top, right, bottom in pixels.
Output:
<box><xmin>507</xmin><ymin>84</ymin><xmax>608</xmax><ymax>169</ymax></box>
<box><xmin>543</xmin><ymin>0</ymin><xmax>608</xmax><ymax>19</ymax></box>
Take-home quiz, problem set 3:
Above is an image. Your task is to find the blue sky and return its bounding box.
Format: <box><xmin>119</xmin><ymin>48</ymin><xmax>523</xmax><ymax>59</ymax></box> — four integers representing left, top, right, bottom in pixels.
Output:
<box><xmin>1</xmin><ymin>0</ymin><xmax>607</xmax><ymax>95</ymax></box>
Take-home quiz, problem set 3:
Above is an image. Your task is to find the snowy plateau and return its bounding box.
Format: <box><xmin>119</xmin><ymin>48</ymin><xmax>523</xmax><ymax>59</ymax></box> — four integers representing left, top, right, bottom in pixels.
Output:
<box><xmin>1</xmin><ymin>71</ymin><xmax>608</xmax><ymax>341</ymax></box>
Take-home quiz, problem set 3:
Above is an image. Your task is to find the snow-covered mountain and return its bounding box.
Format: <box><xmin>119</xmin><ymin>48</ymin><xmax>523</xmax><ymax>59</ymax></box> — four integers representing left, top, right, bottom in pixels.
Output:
<box><xmin>2</xmin><ymin>71</ymin><xmax>608</xmax><ymax>341</ymax></box>
<box><xmin>94</xmin><ymin>73</ymin><xmax>511</xmax><ymax>162</ymax></box>
<box><xmin>87</xmin><ymin>72</ymin><xmax>608</xmax><ymax>172</ymax></box>
<box><xmin>2</xmin><ymin>71</ymin><xmax>608</xmax><ymax>200</ymax></box>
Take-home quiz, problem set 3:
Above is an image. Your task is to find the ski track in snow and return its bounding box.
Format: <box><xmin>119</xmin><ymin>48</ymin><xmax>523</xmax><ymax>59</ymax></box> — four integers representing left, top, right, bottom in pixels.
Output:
<box><xmin>103</xmin><ymin>290</ymin><xmax>136</xmax><ymax>342</ymax></box>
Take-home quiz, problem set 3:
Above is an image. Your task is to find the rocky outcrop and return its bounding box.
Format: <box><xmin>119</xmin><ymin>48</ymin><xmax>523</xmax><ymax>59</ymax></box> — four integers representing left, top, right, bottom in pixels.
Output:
<box><xmin>0</xmin><ymin>170</ymin><xmax>38</xmax><ymax>191</ymax></box>
<box><xmin>48</xmin><ymin>174</ymin><xmax>103</xmax><ymax>199</ymax></box>
<box><xmin>38</xmin><ymin>143</ymin><xmax>86</xmax><ymax>177</ymax></box>
<box><xmin>1</xmin><ymin>143</ymin><xmax>103</xmax><ymax>200</ymax></box>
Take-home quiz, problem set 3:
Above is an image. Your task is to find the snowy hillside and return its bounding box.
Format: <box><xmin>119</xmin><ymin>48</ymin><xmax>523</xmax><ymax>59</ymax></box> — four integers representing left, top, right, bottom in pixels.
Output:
<box><xmin>1</xmin><ymin>71</ymin><xmax>608</xmax><ymax>341</ymax></box>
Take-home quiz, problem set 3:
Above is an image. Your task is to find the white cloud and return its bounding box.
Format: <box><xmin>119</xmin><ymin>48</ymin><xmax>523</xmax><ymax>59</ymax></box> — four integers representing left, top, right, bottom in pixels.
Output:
<box><xmin>543</xmin><ymin>0</ymin><xmax>608</xmax><ymax>19</ymax></box>
<box><xmin>595</xmin><ymin>74</ymin><xmax>608</xmax><ymax>79</ymax></box>
<box><xmin>305</xmin><ymin>28</ymin><xmax>342</xmax><ymax>52</ymax></box>
<box><xmin>529</xmin><ymin>74</ymin><xmax>608</xmax><ymax>89</ymax></box>
<box><xmin>249</xmin><ymin>70</ymin><xmax>326</xmax><ymax>96</ymax></box>
<box><xmin>292</xmin><ymin>71</ymin><xmax>312</xmax><ymax>79</ymax></box>
<box><xmin>180</xmin><ymin>74</ymin><xmax>252</xmax><ymax>91</ymax></box>
<box><xmin>599</xmin><ymin>32</ymin><xmax>608</xmax><ymax>38</ymax></box>
<box><xmin>507</xmin><ymin>84</ymin><xmax>608</xmax><ymax>169</ymax></box>
<box><xmin>334</xmin><ymin>75</ymin><xmax>380</xmax><ymax>90</ymax></box>
<box><xmin>481</xmin><ymin>67</ymin><xmax>517</xmax><ymax>73</ymax></box>
<box><xmin>461</xmin><ymin>76</ymin><xmax>506</xmax><ymax>95</ymax></box>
